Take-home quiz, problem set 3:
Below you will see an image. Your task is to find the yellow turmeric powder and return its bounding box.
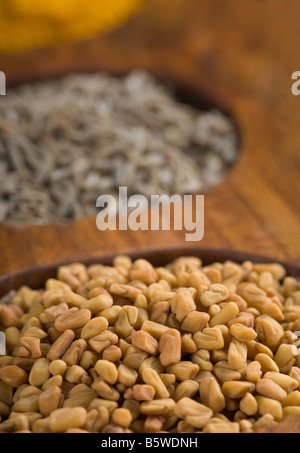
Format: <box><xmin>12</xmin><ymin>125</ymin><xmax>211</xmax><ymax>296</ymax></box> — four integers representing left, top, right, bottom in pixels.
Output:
<box><xmin>0</xmin><ymin>0</ymin><xmax>144</xmax><ymax>53</ymax></box>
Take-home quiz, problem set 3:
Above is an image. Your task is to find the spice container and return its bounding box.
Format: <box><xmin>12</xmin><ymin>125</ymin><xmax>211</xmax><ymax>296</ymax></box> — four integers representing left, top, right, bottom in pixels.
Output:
<box><xmin>0</xmin><ymin>71</ymin><xmax>238</xmax><ymax>225</ymax></box>
<box><xmin>0</xmin><ymin>253</ymin><xmax>300</xmax><ymax>433</ymax></box>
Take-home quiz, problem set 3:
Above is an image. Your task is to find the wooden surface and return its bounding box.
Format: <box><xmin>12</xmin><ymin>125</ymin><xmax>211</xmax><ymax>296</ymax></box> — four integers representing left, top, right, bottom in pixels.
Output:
<box><xmin>0</xmin><ymin>0</ymin><xmax>300</xmax><ymax>280</ymax></box>
<box><xmin>1</xmin><ymin>0</ymin><xmax>300</xmax><ymax>433</ymax></box>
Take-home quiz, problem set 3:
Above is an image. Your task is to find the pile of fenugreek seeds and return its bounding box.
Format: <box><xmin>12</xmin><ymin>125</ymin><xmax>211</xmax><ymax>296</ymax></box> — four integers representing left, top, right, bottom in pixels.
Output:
<box><xmin>0</xmin><ymin>255</ymin><xmax>300</xmax><ymax>433</ymax></box>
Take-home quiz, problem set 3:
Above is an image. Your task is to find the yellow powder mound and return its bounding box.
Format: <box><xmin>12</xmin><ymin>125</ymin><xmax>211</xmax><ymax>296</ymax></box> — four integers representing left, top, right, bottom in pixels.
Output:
<box><xmin>0</xmin><ymin>0</ymin><xmax>143</xmax><ymax>53</ymax></box>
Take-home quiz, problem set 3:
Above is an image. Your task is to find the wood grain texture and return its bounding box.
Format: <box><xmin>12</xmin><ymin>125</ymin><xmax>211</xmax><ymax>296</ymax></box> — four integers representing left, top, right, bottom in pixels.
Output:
<box><xmin>0</xmin><ymin>0</ymin><xmax>299</xmax><ymax>279</ymax></box>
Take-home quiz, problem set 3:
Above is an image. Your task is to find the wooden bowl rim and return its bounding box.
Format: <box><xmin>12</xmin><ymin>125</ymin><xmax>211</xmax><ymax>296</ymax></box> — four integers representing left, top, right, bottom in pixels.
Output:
<box><xmin>1</xmin><ymin>246</ymin><xmax>299</xmax><ymax>297</ymax></box>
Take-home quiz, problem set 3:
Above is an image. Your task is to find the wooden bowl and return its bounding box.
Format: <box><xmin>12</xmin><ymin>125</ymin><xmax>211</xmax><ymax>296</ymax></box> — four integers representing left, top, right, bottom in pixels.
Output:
<box><xmin>0</xmin><ymin>0</ymin><xmax>300</xmax><ymax>432</ymax></box>
<box><xmin>1</xmin><ymin>246</ymin><xmax>300</xmax><ymax>433</ymax></box>
<box><xmin>1</xmin><ymin>246</ymin><xmax>300</xmax><ymax>297</ymax></box>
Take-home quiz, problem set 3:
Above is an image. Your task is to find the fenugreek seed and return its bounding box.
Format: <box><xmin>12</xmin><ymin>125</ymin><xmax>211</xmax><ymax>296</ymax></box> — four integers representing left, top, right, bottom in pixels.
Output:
<box><xmin>172</xmin><ymin>291</ymin><xmax>196</xmax><ymax>322</ymax></box>
<box><xmin>95</xmin><ymin>360</ymin><xmax>118</xmax><ymax>385</ymax></box>
<box><xmin>109</xmin><ymin>283</ymin><xmax>141</xmax><ymax>299</ymax></box>
<box><xmin>273</xmin><ymin>344</ymin><xmax>297</xmax><ymax>373</ymax></box>
<box><xmin>101</xmin><ymin>423</ymin><xmax>132</xmax><ymax>433</ymax></box>
<box><xmin>140</xmin><ymin>399</ymin><xmax>176</xmax><ymax>415</ymax></box>
<box><xmin>136</xmin><ymin>307</ymin><xmax>149</xmax><ymax>328</ymax></box>
<box><xmin>255</xmin><ymin>395</ymin><xmax>283</xmax><ymax>421</ymax></box>
<box><xmin>87</xmin><ymin>399</ymin><xmax>117</xmax><ymax>416</ymax></box>
<box><xmin>174</xmin><ymin>397</ymin><xmax>213</xmax><ymax>429</ymax></box>
<box><xmin>209</xmin><ymin>302</ymin><xmax>239</xmax><ymax>327</ymax></box>
<box><xmin>99</xmin><ymin>306</ymin><xmax>122</xmax><ymax>323</ymax></box>
<box><xmin>165</xmin><ymin>313</ymin><xmax>181</xmax><ymax>330</ymax></box>
<box><xmin>239</xmin><ymin>392</ymin><xmax>258</xmax><ymax>416</ymax></box>
<box><xmin>139</xmin><ymin>357</ymin><xmax>164</xmax><ymax>376</ymax></box>
<box><xmin>158</xmin><ymin>329</ymin><xmax>181</xmax><ymax>367</ymax></box>
<box><xmin>144</xmin><ymin>415</ymin><xmax>165</xmax><ymax>433</ymax></box>
<box><xmin>0</xmin><ymin>400</ymin><xmax>10</xmax><ymax>416</ymax></box>
<box><xmin>48</xmin><ymin>360</ymin><xmax>67</xmax><ymax>377</ymax></box>
<box><xmin>208</xmin><ymin>304</ymin><xmax>221</xmax><ymax>318</ymax></box>
<box><xmin>0</xmin><ymin>305</ymin><xmax>23</xmax><ymax>328</ymax></box>
<box><xmin>213</xmin><ymin>361</ymin><xmax>241</xmax><ymax>383</ymax></box>
<box><xmin>200</xmin><ymin>284</ymin><xmax>229</xmax><ymax>307</ymax></box>
<box><xmin>166</xmin><ymin>362</ymin><xmax>199</xmax><ymax>381</ymax></box>
<box><xmin>176</xmin><ymin>420</ymin><xmax>196</xmax><ymax>433</ymax></box>
<box><xmin>252</xmin><ymin>263</ymin><xmax>286</xmax><ymax>280</ymax></box>
<box><xmin>228</xmin><ymin>340</ymin><xmax>247</xmax><ymax>371</ymax></box>
<box><xmin>77</xmin><ymin>351</ymin><xmax>96</xmax><ymax>370</ymax></box>
<box><xmin>150</xmin><ymin>289</ymin><xmax>175</xmax><ymax>305</ymax></box>
<box><xmin>32</xmin><ymin>416</ymin><xmax>51</xmax><ymax>433</ymax></box>
<box><xmin>17</xmin><ymin>336</ymin><xmax>41</xmax><ymax>359</ymax></box>
<box><xmin>225</xmin><ymin>398</ymin><xmax>239</xmax><ymax>412</ymax></box>
<box><xmin>181</xmin><ymin>334</ymin><xmax>197</xmax><ymax>354</ymax></box>
<box><xmin>131</xmin><ymin>331</ymin><xmax>158</xmax><ymax>355</ymax></box>
<box><xmin>0</xmin><ymin>415</ymin><xmax>29</xmax><ymax>433</ymax></box>
<box><xmin>281</xmin><ymin>390</ymin><xmax>300</xmax><ymax>408</ymax></box>
<box><xmin>227</xmin><ymin>312</ymin><xmax>255</xmax><ymax>328</ymax></box>
<box><xmin>46</xmin><ymin>329</ymin><xmax>75</xmax><ymax>361</ymax></box>
<box><xmin>130</xmin><ymin>269</ymin><xmax>158</xmax><ymax>285</ymax></box>
<box><xmin>229</xmin><ymin>323</ymin><xmax>257</xmax><ymax>342</ymax></box>
<box><xmin>54</xmin><ymin>309</ymin><xmax>91</xmax><ymax>332</ymax></box>
<box><xmin>82</xmin><ymin>295</ymin><xmax>113</xmax><ymax>314</ymax></box>
<box><xmin>246</xmin><ymin>340</ymin><xmax>273</xmax><ymax>360</ymax></box>
<box><xmin>142</xmin><ymin>368</ymin><xmax>169</xmax><ymax>399</ymax></box>
<box><xmin>40</xmin><ymin>303</ymin><xmax>69</xmax><ymax>324</ymax></box>
<box><xmin>134</xmin><ymin>294</ymin><xmax>148</xmax><ymax>310</ymax></box>
<box><xmin>115</xmin><ymin>306</ymin><xmax>139</xmax><ymax>337</ymax></box>
<box><xmin>132</xmin><ymin>384</ymin><xmax>155</xmax><ymax>401</ymax></box>
<box><xmin>22</xmin><ymin>326</ymin><xmax>48</xmax><ymax>340</ymax></box>
<box><xmin>89</xmin><ymin>331</ymin><xmax>118</xmax><ymax>354</ymax></box>
<box><xmin>11</xmin><ymin>394</ymin><xmax>40</xmax><ymax>413</ymax></box>
<box><xmin>42</xmin><ymin>375</ymin><xmax>63</xmax><ymax>391</ymax></box>
<box><xmin>62</xmin><ymin>339</ymin><xmax>87</xmax><ymax>366</ymax></box>
<box><xmin>289</xmin><ymin>367</ymin><xmax>300</xmax><ymax>389</ymax></box>
<box><xmin>181</xmin><ymin>311</ymin><xmax>210</xmax><ymax>334</ymax></box>
<box><xmin>65</xmin><ymin>365</ymin><xmax>87</xmax><ymax>384</ymax></box>
<box><xmin>172</xmin><ymin>380</ymin><xmax>199</xmax><ymax>402</ymax></box>
<box><xmin>102</xmin><ymin>345</ymin><xmax>122</xmax><ymax>363</ymax></box>
<box><xmin>118</xmin><ymin>364</ymin><xmax>138</xmax><ymax>387</ymax></box>
<box><xmin>29</xmin><ymin>358</ymin><xmax>50</xmax><ymax>387</ymax></box>
<box><xmin>63</xmin><ymin>384</ymin><xmax>96</xmax><ymax>409</ymax></box>
<box><xmin>256</xmin><ymin>378</ymin><xmax>287</xmax><ymax>401</ymax></box>
<box><xmin>245</xmin><ymin>361</ymin><xmax>262</xmax><ymax>384</ymax></box>
<box><xmin>0</xmin><ymin>381</ymin><xmax>13</xmax><ymax>406</ymax></box>
<box><xmin>193</xmin><ymin>327</ymin><xmax>224</xmax><ymax>350</ymax></box>
<box><xmin>238</xmin><ymin>283</ymin><xmax>284</xmax><ymax>321</ymax></box>
<box><xmin>255</xmin><ymin>314</ymin><xmax>284</xmax><ymax>348</ymax></box>
<box><xmin>255</xmin><ymin>353</ymin><xmax>279</xmax><ymax>373</ymax></box>
<box><xmin>0</xmin><ymin>365</ymin><xmax>28</xmax><ymax>387</ymax></box>
<box><xmin>80</xmin><ymin>317</ymin><xmax>108</xmax><ymax>340</ymax></box>
<box><xmin>4</xmin><ymin>327</ymin><xmax>20</xmax><ymax>348</ymax></box>
<box><xmin>84</xmin><ymin>406</ymin><xmax>109</xmax><ymax>433</ymax></box>
<box><xmin>199</xmin><ymin>377</ymin><xmax>225</xmax><ymax>413</ymax></box>
<box><xmin>222</xmin><ymin>381</ymin><xmax>255</xmax><ymax>399</ymax></box>
<box><xmin>111</xmin><ymin>408</ymin><xmax>132</xmax><ymax>429</ymax></box>
<box><xmin>141</xmin><ymin>320</ymin><xmax>169</xmax><ymax>339</ymax></box>
<box><xmin>19</xmin><ymin>386</ymin><xmax>41</xmax><ymax>399</ymax></box>
<box><xmin>191</xmin><ymin>351</ymin><xmax>213</xmax><ymax>371</ymax></box>
<box><xmin>282</xmin><ymin>406</ymin><xmax>300</xmax><ymax>420</ymax></box>
<box><xmin>38</xmin><ymin>386</ymin><xmax>62</xmax><ymax>417</ymax></box>
<box><xmin>49</xmin><ymin>407</ymin><xmax>87</xmax><ymax>433</ymax></box>
<box><xmin>263</xmin><ymin>372</ymin><xmax>298</xmax><ymax>392</ymax></box>
<box><xmin>123</xmin><ymin>347</ymin><xmax>148</xmax><ymax>370</ymax></box>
